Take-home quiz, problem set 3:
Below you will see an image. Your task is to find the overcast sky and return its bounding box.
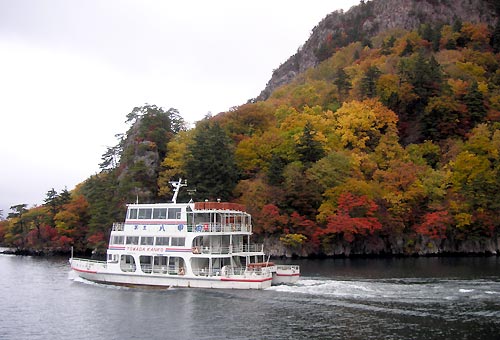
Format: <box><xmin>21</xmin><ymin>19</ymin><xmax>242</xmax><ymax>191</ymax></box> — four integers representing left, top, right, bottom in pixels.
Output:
<box><xmin>0</xmin><ymin>0</ymin><xmax>359</xmax><ymax>217</ymax></box>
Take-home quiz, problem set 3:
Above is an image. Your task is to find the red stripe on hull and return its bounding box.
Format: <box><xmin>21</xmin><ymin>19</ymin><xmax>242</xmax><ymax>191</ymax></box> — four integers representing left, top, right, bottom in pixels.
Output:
<box><xmin>72</xmin><ymin>267</ymin><xmax>98</xmax><ymax>274</ymax></box>
<box><xmin>220</xmin><ymin>277</ymin><xmax>273</xmax><ymax>283</ymax></box>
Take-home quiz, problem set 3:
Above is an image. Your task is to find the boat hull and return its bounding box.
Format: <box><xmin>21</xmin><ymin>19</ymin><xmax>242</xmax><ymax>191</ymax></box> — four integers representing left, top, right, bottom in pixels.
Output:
<box><xmin>71</xmin><ymin>259</ymin><xmax>273</xmax><ymax>290</ymax></box>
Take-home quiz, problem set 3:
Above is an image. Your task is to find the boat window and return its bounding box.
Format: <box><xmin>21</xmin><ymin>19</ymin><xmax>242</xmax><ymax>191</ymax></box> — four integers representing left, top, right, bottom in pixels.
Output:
<box><xmin>155</xmin><ymin>237</ymin><xmax>170</xmax><ymax>246</ymax></box>
<box><xmin>126</xmin><ymin>236</ymin><xmax>139</xmax><ymax>245</ymax></box>
<box><xmin>171</xmin><ymin>237</ymin><xmax>185</xmax><ymax>247</ymax></box>
<box><xmin>128</xmin><ymin>208</ymin><xmax>138</xmax><ymax>219</ymax></box>
<box><xmin>120</xmin><ymin>254</ymin><xmax>136</xmax><ymax>272</ymax></box>
<box><xmin>168</xmin><ymin>208</ymin><xmax>181</xmax><ymax>219</ymax></box>
<box><xmin>107</xmin><ymin>254</ymin><xmax>118</xmax><ymax>262</ymax></box>
<box><xmin>139</xmin><ymin>256</ymin><xmax>153</xmax><ymax>274</ymax></box>
<box><xmin>140</xmin><ymin>236</ymin><xmax>154</xmax><ymax>245</ymax></box>
<box><xmin>112</xmin><ymin>235</ymin><xmax>125</xmax><ymax>245</ymax></box>
<box><xmin>170</xmin><ymin>256</ymin><xmax>185</xmax><ymax>275</ymax></box>
<box><xmin>138</xmin><ymin>208</ymin><xmax>152</xmax><ymax>219</ymax></box>
<box><xmin>153</xmin><ymin>256</ymin><xmax>168</xmax><ymax>266</ymax></box>
<box><xmin>153</xmin><ymin>208</ymin><xmax>167</xmax><ymax>219</ymax></box>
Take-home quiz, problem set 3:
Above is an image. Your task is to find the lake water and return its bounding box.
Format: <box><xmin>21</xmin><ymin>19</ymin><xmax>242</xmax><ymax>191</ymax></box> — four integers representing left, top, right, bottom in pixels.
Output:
<box><xmin>1</xmin><ymin>253</ymin><xmax>499</xmax><ymax>340</ymax></box>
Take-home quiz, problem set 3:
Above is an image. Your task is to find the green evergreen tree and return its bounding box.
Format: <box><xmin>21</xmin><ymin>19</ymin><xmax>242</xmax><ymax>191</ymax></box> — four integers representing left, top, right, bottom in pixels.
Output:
<box><xmin>296</xmin><ymin>121</ymin><xmax>325</xmax><ymax>165</ymax></box>
<box><xmin>333</xmin><ymin>68</ymin><xmax>352</xmax><ymax>101</ymax></box>
<box><xmin>118</xmin><ymin>105</ymin><xmax>186</xmax><ymax>202</ymax></box>
<box><xmin>80</xmin><ymin>172</ymin><xmax>122</xmax><ymax>239</ymax></box>
<box><xmin>381</xmin><ymin>35</ymin><xmax>396</xmax><ymax>55</ymax></box>
<box><xmin>186</xmin><ymin>120</ymin><xmax>238</xmax><ymax>201</ymax></box>
<box><xmin>7</xmin><ymin>204</ymin><xmax>28</xmax><ymax>248</ymax></box>
<box><xmin>490</xmin><ymin>20</ymin><xmax>500</xmax><ymax>53</ymax></box>
<box><xmin>267</xmin><ymin>153</ymin><xmax>286</xmax><ymax>186</ymax></box>
<box><xmin>44</xmin><ymin>188</ymin><xmax>59</xmax><ymax>219</ymax></box>
<box><xmin>400</xmin><ymin>39</ymin><xmax>414</xmax><ymax>57</ymax></box>
<box><xmin>419</xmin><ymin>24</ymin><xmax>434</xmax><ymax>42</ymax></box>
<box><xmin>43</xmin><ymin>188</ymin><xmax>71</xmax><ymax>226</ymax></box>
<box><xmin>463</xmin><ymin>81</ymin><xmax>486</xmax><ymax>125</ymax></box>
<box><xmin>360</xmin><ymin>66</ymin><xmax>381</xmax><ymax>98</ymax></box>
<box><xmin>452</xmin><ymin>19</ymin><xmax>463</xmax><ymax>32</ymax></box>
<box><xmin>411</xmin><ymin>52</ymin><xmax>443</xmax><ymax>100</ymax></box>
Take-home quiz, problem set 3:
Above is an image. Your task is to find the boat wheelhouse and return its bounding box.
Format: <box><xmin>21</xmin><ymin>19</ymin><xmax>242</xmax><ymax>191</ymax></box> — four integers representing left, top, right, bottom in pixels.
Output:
<box><xmin>70</xmin><ymin>179</ymin><xmax>300</xmax><ymax>289</ymax></box>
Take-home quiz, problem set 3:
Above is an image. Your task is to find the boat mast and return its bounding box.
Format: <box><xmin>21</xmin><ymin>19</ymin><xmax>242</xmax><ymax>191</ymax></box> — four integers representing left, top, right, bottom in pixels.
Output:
<box><xmin>170</xmin><ymin>178</ymin><xmax>187</xmax><ymax>204</ymax></box>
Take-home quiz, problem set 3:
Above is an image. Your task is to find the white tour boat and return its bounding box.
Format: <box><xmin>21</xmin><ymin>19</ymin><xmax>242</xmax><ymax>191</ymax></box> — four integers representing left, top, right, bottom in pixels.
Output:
<box><xmin>70</xmin><ymin>179</ymin><xmax>300</xmax><ymax>289</ymax></box>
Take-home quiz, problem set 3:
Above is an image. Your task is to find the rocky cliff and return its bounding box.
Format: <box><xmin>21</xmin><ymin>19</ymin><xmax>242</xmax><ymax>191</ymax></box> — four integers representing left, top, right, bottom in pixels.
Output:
<box><xmin>256</xmin><ymin>0</ymin><xmax>497</xmax><ymax>101</ymax></box>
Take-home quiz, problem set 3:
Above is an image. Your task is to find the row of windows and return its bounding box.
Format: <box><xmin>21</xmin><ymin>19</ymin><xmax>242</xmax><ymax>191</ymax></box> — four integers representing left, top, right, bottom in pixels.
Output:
<box><xmin>108</xmin><ymin>254</ymin><xmax>185</xmax><ymax>275</ymax></box>
<box><xmin>111</xmin><ymin>235</ymin><xmax>185</xmax><ymax>247</ymax></box>
<box><xmin>128</xmin><ymin>208</ymin><xmax>182</xmax><ymax>220</ymax></box>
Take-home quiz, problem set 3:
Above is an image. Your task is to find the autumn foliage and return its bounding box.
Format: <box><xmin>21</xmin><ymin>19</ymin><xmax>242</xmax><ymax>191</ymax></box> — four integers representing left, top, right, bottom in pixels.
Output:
<box><xmin>414</xmin><ymin>211</ymin><xmax>452</xmax><ymax>240</ymax></box>
<box><xmin>323</xmin><ymin>193</ymin><xmax>382</xmax><ymax>242</ymax></box>
<box><xmin>2</xmin><ymin>20</ymin><xmax>500</xmax><ymax>256</ymax></box>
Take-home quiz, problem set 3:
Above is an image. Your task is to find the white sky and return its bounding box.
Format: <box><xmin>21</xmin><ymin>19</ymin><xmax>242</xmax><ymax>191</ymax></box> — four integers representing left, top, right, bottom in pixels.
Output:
<box><xmin>0</xmin><ymin>0</ymin><xmax>359</xmax><ymax>217</ymax></box>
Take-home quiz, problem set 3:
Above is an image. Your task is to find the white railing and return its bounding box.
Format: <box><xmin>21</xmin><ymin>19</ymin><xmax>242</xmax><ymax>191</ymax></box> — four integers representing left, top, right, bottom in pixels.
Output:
<box><xmin>71</xmin><ymin>257</ymin><xmax>107</xmax><ymax>270</ymax></box>
<box><xmin>191</xmin><ymin>246</ymin><xmax>231</xmax><ymax>254</ymax></box>
<box><xmin>192</xmin><ymin>267</ymin><xmax>226</xmax><ymax>277</ymax></box>
<box><xmin>112</xmin><ymin>223</ymin><xmax>124</xmax><ymax>231</ymax></box>
<box><xmin>141</xmin><ymin>264</ymin><xmax>182</xmax><ymax>275</ymax></box>
<box><xmin>231</xmin><ymin>244</ymin><xmax>264</xmax><ymax>253</ymax></box>
<box><xmin>190</xmin><ymin>244</ymin><xmax>263</xmax><ymax>255</ymax></box>
<box><xmin>110</xmin><ymin>222</ymin><xmax>252</xmax><ymax>233</ymax></box>
<box><xmin>192</xmin><ymin>266</ymin><xmax>270</xmax><ymax>278</ymax></box>
<box><xmin>188</xmin><ymin>224</ymin><xmax>252</xmax><ymax>233</ymax></box>
<box><xmin>276</xmin><ymin>265</ymin><xmax>300</xmax><ymax>271</ymax></box>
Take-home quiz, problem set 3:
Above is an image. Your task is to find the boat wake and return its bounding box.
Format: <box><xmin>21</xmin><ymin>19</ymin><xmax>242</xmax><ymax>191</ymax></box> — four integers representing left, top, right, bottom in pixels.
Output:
<box><xmin>269</xmin><ymin>277</ymin><xmax>500</xmax><ymax>304</ymax></box>
<box><xmin>67</xmin><ymin>270</ymin><xmax>130</xmax><ymax>290</ymax></box>
<box><xmin>267</xmin><ymin>277</ymin><xmax>500</xmax><ymax>321</ymax></box>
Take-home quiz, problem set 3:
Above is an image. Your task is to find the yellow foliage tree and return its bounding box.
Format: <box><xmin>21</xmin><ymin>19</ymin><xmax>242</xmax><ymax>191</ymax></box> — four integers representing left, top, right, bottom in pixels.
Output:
<box><xmin>158</xmin><ymin>130</ymin><xmax>194</xmax><ymax>198</ymax></box>
<box><xmin>235</xmin><ymin>127</ymin><xmax>285</xmax><ymax>175</ymax></box>
<box><xmin>333</xmin><ymin>99</ymin><xmax>399</xmax><ymax>152</ymax></box>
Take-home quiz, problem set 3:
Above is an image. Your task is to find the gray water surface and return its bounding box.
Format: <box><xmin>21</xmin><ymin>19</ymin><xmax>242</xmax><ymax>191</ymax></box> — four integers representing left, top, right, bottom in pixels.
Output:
<box><xmin>1</xmin><ymin>255</ymin><xmax>499</xmax><ymax>340</ymax></box>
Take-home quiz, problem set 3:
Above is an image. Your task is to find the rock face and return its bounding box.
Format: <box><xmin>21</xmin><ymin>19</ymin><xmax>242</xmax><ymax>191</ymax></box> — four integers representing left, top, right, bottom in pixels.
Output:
<box><xmin>117</xmin><ymin>117</ymin><xmax>161</xmax><ymax>201</ymax></box>
<box><xmin>266</xmin><ymin>235</ymin><xmax>500</xmax><ymax>258</ymax></box>
<box><xmin>256</xmin><ymin>0</ymin><xmax>497</xmax><ymax>101</ymax></box>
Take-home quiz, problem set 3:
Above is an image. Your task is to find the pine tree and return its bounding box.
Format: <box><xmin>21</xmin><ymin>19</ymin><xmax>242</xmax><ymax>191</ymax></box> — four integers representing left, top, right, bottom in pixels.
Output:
<box><xmin>463</xmin><ymin>81</ymin><xmax>486</xmax><ymax>125</ymax></box>
<box><xmin>360</xmin><ymin>66</ymin><xmax>381</xmax><ymax>98</ymax></box>
<box><xmin>267</xmin><ymin>153</ymin><xmax>286</xmax><ymax>186</ymax></box>
<box><xmin>333</xmin><ymin>68</ymin><xmax>352</xmax><ymax>101</ymax></box>
<box><xmin>400</xmin><ymin>39</ymin><xmax>414</xmax><ymax>57</ymax></box>
<box><xmin>490</xmin><ymin>20</ymin><xmax>500</xmax><ymax>53</ymax></box>
<box><xmin>186</xmin><ymin>120</ymin><xmax>238</xmax><ymax>201</ymax></box>
<box><xmin>296</xmin><ymin>121</ymin><xmax>325</xmax><ymax>165</ymax></box>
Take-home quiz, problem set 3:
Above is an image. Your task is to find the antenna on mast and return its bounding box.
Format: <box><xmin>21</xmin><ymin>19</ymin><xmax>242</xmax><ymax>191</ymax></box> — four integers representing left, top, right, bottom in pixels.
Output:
<box><xmin>187</xmin><ymin>188</ymin><xmax>197</xmax><ymax>203</ymax></box>
<box><xmin>170</xmin><ymin>178</ymin><xmax>187</xmax><ymax>204</ymax></box>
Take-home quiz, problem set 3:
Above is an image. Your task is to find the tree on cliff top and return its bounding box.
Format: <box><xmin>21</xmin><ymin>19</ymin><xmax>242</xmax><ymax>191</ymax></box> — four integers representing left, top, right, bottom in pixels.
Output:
<box><xmin>186</xmin><ymin>120</ymin><xmax>238</xmax><ymax>201</ymax></box>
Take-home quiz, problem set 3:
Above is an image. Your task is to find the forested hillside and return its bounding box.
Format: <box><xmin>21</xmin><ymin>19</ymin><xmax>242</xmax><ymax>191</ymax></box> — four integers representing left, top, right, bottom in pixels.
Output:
<box><xmin>1</xmin><ymin>3</ymin><xmax>500</xmax><ymax>257</ymax></box>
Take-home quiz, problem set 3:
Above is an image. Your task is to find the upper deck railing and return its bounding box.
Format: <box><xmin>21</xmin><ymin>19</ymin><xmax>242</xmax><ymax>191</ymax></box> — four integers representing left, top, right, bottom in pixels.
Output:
<box><xmin>193</xmin><ymin>202</ymin><xmax>246</xmax><ymax>212</ymax></box>
<box><xmin>191</xmin><ymin>244</ymin><xmax>263</xmax><ymax>255</ymax></box>
<box><xmin>112</xmin><ymin>222</ymin><xmax>252</xmax><ymax>233</ymax></box>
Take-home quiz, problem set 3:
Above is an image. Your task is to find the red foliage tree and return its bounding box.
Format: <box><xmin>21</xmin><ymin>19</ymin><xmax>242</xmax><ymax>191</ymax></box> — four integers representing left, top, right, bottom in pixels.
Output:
<box><xmin>324</xmin><ymin>193</ymin><xmax>382</xmax><ymax>242</ymax></box>
<box><xmin>87</xmin><ymin>232</ymin><xmax>106</xmax><ymax>250</ymax></box>
<box><xmin>25</xmin><ymin>224</ymin><xmax>65</xmax><ymax>251</ymax></box>
<box><xmin>289</xmin><ymin>211</ymin><xmax>317</xmax><ymax>236</ymax></box>
<box><xmin>255</xmin><ymin>204</ymin><xmax>289</xmax><ymax>234</ymax></box>
<box><xmin>414</xmin><ymin>211</ymin><xmax>451</xmax><ymax>239</ymax></box>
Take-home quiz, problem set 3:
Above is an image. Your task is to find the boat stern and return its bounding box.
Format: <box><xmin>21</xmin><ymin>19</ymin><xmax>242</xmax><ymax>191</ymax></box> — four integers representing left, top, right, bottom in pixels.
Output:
<box><xmin>271</xmin><ymin>265</ymin><xmax>300</xmax><ymax>285</ymax></box>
